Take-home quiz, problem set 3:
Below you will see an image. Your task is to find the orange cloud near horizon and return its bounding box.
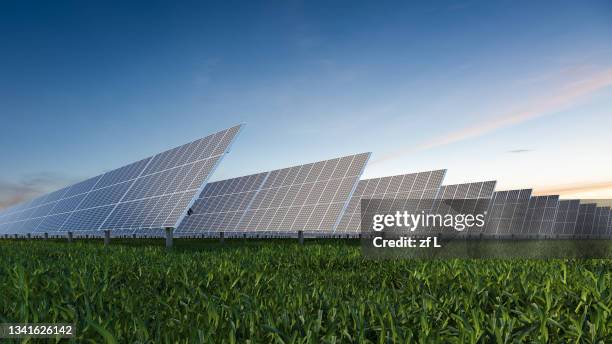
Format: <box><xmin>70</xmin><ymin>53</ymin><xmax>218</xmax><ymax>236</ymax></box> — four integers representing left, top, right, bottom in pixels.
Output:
<box><xmin>532</xmin><ymin>181</ymin><xmax>612</xmax><ymax>199</ymax></box>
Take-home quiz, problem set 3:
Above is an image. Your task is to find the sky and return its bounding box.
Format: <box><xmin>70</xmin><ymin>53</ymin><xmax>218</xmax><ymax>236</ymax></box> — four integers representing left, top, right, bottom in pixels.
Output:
<box><xmin>1</xmin><ymin>0</ymin><xmax>611</xmax><ymax>209</ymax></box>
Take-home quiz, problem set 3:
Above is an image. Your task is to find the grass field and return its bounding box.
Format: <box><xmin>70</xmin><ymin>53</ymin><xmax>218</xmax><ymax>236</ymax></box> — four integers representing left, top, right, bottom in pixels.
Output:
<box><xmin>0</xmin><ymin>239</ymin><xmax>611</xmax><ymax>343</ymax></box>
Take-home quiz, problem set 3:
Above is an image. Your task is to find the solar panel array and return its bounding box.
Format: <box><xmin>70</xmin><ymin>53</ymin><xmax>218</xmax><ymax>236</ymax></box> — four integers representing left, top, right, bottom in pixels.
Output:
<box><xmin>552</xmin><ymin>200</ymin><xmax>580</xmax><ymax>237</ymax></box>
<box><xmin>0</xmin><ymin>125</ymin><xmax>242</xmax><ymax>235</ymax></box>
<box><xmin>485</xmin><ymin>189</ymin><xmax>532</xmax><ymax>237</ymax></box>
<box><xmin>0</xmin><ymin>120</ymin><xmax>609</xmax><ymax>241</ymax></box>
<box><xmin>522</xmin><ymin>195</ymin><xmax>560</xmax><ymax>237</ymax></box>
<box><xmin>177</xmin><ymin>153</ymin><xmax>371</xmax><ymax>235</ymax></box>
<box><xmin>334</xmin><ymin>170</ymin><xmax>446</xmax><ymax>233</ymax></box>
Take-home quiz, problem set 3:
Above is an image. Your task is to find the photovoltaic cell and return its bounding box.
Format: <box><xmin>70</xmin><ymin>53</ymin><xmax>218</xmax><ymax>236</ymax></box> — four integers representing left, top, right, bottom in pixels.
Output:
<box><xmin>522</xmin><ymin>195</ymin><xmax>559</xmax><ymax>237</ymax></box>
<box><xmin>552</xmin><ymin>200</ymin><xmax>580</xmax><ymax>237</ymax></box>
<box><xmin>0</xmin><ymin>125</ymin><xmax>242</xmax><ymax>235</ymax></box>
<box><xmin>335</xmin><ymin>170</ymin><xmax>447</xmax><ymax>233</ymax></box>
<box><xmin>484</xmin><ymin>189</ymin><xmax>532</xmax><ymax>237</ymax></box>
<box><xmin>177</xmin><ymin>153</ymin><xmax>371</xmax><ymax>235</ymax></box>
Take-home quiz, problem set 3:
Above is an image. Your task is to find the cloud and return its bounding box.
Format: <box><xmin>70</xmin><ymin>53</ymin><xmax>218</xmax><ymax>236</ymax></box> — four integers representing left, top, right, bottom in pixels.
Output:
<box><xmin>372</xmin><ymin>67</ymin><xmax>612</xmax><ymax>164</ymax></box>
<box><xmin>532</xmin><ymin>181</ymin><xmax>612</xmax><ymax>197</ymax></box>
<box><xmin>506</xmin><ymin>149</ymin><xmax>533</xmax><ymax>154</ymax></box>
<box><xmin>0</xmin><ymin>173</ymin><xmax>76</xmax><ymax>210</ymax></box>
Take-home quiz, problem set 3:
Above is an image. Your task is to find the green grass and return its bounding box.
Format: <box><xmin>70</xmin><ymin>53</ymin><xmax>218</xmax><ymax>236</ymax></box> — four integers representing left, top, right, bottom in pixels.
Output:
<box><xmin>0</xmin><ymin>239</ymin><xmax>611</xmax><ymax>343</ymax></box>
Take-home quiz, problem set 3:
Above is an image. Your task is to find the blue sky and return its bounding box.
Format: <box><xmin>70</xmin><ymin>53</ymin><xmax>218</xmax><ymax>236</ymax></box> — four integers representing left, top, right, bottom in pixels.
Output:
<box><xmin>1</xmin><ymin>0</ymin><xmax>611</xmax><ymax>208</ymax></box>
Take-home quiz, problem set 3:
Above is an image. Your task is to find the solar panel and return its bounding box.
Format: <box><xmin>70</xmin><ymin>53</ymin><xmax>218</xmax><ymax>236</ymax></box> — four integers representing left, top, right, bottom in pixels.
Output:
<box><xmin>607</xmin><ymin>208</ymin><xmax>612</xmax><ymax>238</ymax></box>
<box><xmin>0</xmin><ymin>125</ymin><xmax>242</xmax><ymax>235</ymax></box>
<box><xmin>177</xmin><ymin>153</ymin><xmax>371</xmax><ymax>235</ymax></box>
<box><xmin>334</xmin><ymin>170</ymin><xmax>447</xmax><ymax>233</ymax></box>
<box><xmin>551</xmin><ymin>200</ymin><xmax>580</xmax><ymax>237</ymax></box>
<box><xmin>434</xmin><ymin>181</ymin><xmax>496</xmax><ymax>207</ymax></box>
<box><xmin>522</xmin><ymin>195</ymin><xmax>560</xmax><ymax>237</ymax></box>
<box><xmin>575</xmin><ymin>203</ymin><xmax>597</xmax><ymax>238</ymax></box>
<box><xmin>593</xmin><ymin>206</ymin><xmax>610</xmax><ymax>238</ymax></box>
<box><xmin>484</xmin><ymin>189</ymin><xmax>532</xmax><ymax>238</ymax></box>
<box><xmin>608</xmin><ymin>208</ymin><xmax>612</xmax><ymax>238</ymax></box>
<box><xmin>429</xmin><ymin>181</ymin><xmax>496</xmax><ymax>237</ymax></box>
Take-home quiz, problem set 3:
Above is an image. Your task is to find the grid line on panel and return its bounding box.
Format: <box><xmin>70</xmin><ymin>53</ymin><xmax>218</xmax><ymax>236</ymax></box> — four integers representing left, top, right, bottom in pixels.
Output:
<box><xmin>487</xmin><ymin>191</ymin><xmax>505</xmax><ymax>235</ymax></box>
<box><xmin>335</xmin><ymin>170</ymin><xmax>447</xmax><ymax>233</ymax></box>
<box><xmin>522</xmin><ymin>195</ymin><xmax>560</xmax><ymax>237</ymax></box>
<box><xmin>280</xmin><ymin>157</ymin><xmax>344</xmax><ymax>232</ymax></box>
<box><xmin>338</xmin><ymin>177</ymin><xmax>388</xmax><ymax>232</ymax></box>
<box><xmin>246</xmin><ymin>153</ymin><xmax>368</xmax><ymax>233</ymax></box>
<box><xmin>575</xmin><ymin>203</ymin><xmax>597</xmax><ymax>237</ymax></box>
<box><xmin>605</xmin><ymin>207</ymin><xmax>612</xmax><ymax>238</ymax></box>
<box><xmin>259</xmin><ymin>168</ymin><xmax>308</xmax><ymax>232</ymax></box>
<box><xmin>608</xmin><ymin>208</ymin><xmax>612</xmax><ymax>237</ymax></box>
<box><xmin>431</xmin><ymin>181</ymin><xmax>496</xmax><ymax>236</ymax></box>
<box><xmin>97</xmin><ymin>155</ymin><xmax>155</xmax><ymax>230</ymax></box>
<box><xmin>177</xmin><ymin>153</ymin><xmax>370</xmax><ymax>234</ymax></box>
<box><xmin>603</xmin><ymin>207</ymin><xmax>610</xmax><ymax>237</ymax></box>
<box><xmin>179</xmin><ymin>172</ymin><xmax>270</xmax><ymax>233</ymax></box>
<box><xmin>594</xmin><ymin>206</ymin><xmax>610</xmax><ymax>237</ymax></box>
<box><xmin>266</xmin><ymin>166</ymin><xmax>316</xmax><ymax>232</ymax></box>
<box><xmin>8</xmin><ymin>170</ymin><xmax>126</xmax><ymax>230</ymax></box>
<box><xmin>592</xmin><ymin>206</ymin><xmax>603</xmax><ymax>237</ymax></box>
<box><xmin>27</xmin><ymin>179</ymin><xmax>102</xmax><ymax>233</ymax></box>
<box><xmin>485</xmin><ymin>189</ymin><xmax>532</xmax><ymax>237</ymax></box>
<box><xmin>57</xmin><ymin>175</ymin><xmax>107</xmax><ymax>232</ymax></box>
<box><xmin>94</xmin><ymin>158</ymin><xmax>152</xmax><ymax>191</ymax></box>
<box><xmin>552</xmin><ymin>200</ymin><xmax>580</xmax><ymax>236</ymax></box>
<box><xmin>434</xmin><ymin>181</ymin><xmax>495</xmax><ymax>206</ymax></box>
<box><xmin>331</xmin><ymin>153</ymin><xmax>371</xmax><ymax>233</ymax></box>
<box><xmin>297</xmin><ymin>156</ymin><xmax>346</xmax><ymax>231</ymax></box>
<box><xmin>607</xmin><ymin>208</ymin><xmax>612</xmax><ymax>237</ymax></box>
<box><xmin>2</xmin><ymin>186</ymin><xmax>73</xmax><ymax>233</ymax></box>
<box><xmin>597</xmin><ymin>207</ymin><xmax>610</xmax><ymax>237</ymax></box>
<box><xmin>0</xmin><ymin>125</ymin><xmax>241</xmax><ymax>235</ymax></box>
<box><xmin>99</xmin><ymin>125</ymin><xmax>241</xmax><ymax>231</ymax></box>
<box><xmin>309</xmin><ymin>154</ymin><xmax>364</xmax><ymax>232</ymax></box>
<box><xmin>155</xmin><ymin>157</ymin><xmax>218</xmax><ymax>227</ymax></box>
<box><xmin>2</xmin><ymin>182</ymin><xmax>69</xmax><ymax>225</ymax></box>
<box><xmin>3</xmin><ymin>159</ymin><xmax>152</xmax><ymax>234</ymax></box>
<box><xmin>256</xmin><ymin>159</ymin><xmax>352</xmax><ymax>230</ymax></box>
<box><xmin>170</xmin><ymin>125</ymin><xmax>243</xmax><ymax>229</ymax></box>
